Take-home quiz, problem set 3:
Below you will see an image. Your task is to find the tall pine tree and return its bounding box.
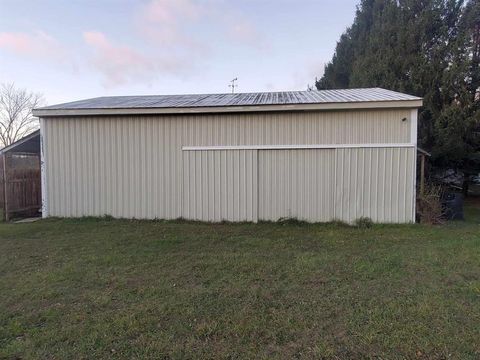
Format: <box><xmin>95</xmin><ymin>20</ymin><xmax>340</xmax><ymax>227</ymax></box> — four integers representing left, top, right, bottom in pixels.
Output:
<box><xmin>316</xmin><ymin>0</ymin><xmax>480</xmax><ymax>186</ymax></box>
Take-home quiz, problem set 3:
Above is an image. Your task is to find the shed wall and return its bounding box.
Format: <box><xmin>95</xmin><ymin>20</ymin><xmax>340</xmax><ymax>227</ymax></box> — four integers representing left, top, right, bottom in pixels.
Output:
<box><xmin>42</xmin><ymin>109</ymin><xmax>415</xmax><ymax>222</ymax></box>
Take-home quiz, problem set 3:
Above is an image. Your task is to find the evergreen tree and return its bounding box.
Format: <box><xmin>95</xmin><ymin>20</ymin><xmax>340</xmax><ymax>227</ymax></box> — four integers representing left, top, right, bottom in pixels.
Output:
<box><xmin>316</xmin><ymin>0</ymin><xmax>480</xmax><ymax>188</ymax></box>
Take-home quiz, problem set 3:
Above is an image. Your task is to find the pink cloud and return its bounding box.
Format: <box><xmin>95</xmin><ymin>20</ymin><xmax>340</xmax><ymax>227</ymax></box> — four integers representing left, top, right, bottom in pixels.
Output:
<box><xmin>83</xmin><ymin>31</ymin><xmax>192</xmax><ymax>87</ymax></box>
<box><xmin>136</xmin><ymin>0</ymin><xmax>207</xmax><ymax>51</ymax></box>
<box><xmin>136</xmin><ymin>0</ymin><xmax>264</xmax><ymax>51</ymax></box>
<box><xmin>0</xmin><ymin>31</ymin><xmax>67</xmax><ymax>62</ymax></box>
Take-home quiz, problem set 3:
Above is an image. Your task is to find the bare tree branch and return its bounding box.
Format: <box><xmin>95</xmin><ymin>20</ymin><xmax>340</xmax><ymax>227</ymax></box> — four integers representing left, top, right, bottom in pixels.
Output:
<box><xmin>0</xmin><ymin>83</ymin><xmax>45</xmax><ymax>148</ymax></box>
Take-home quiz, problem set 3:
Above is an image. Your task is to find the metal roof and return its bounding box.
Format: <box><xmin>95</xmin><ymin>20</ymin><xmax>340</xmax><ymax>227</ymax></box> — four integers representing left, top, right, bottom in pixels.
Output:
<box><xmin>37</xmin><ymin>88</ymin><xmax>421</xmax><ymax>111</ymax></box>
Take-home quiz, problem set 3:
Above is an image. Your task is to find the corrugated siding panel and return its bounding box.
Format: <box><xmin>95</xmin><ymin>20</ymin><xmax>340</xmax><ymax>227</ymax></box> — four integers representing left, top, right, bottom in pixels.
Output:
<box><xmin>334</xmin><ymin>147</ymin><xmax>415</xmax><ymax>223</ymax></box>
<box><xmin>182</xmin><ymin>150</ymin><xmax>257</xmax><ymax>222</ymax></box>
<box><xmin>44</xmin><ymin>117</ymin><xmax>183</xmax><ymax>219</ymax></box>
<box><xmin>258</xmin><ymin>149</ymin><xmax>335</xmax><ymax>222</ymax></box>
<box><xmin>182</xmin><ymin>109</ymin><xmax>411</xmax><ymax>145</ymax></box>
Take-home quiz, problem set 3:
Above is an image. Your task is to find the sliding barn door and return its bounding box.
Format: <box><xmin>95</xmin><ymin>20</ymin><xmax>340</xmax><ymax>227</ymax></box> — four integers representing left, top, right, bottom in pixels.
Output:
<box><xmin>182</xmin><ymin>147</ymin><xmax>415</xmax><ymax>224</ymax></box>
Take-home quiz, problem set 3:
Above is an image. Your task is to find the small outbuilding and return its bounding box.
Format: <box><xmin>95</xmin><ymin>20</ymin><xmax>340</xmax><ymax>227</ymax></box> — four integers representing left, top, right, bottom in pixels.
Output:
<box><xmin>33</xmin><ymin>88</ymin><xmax>422</xmax><ymax>223</ymax></box>
<box><xmin>0</xmin><ymin>130</ymin><xmax>41</xmax><ymax>220</ymax></box>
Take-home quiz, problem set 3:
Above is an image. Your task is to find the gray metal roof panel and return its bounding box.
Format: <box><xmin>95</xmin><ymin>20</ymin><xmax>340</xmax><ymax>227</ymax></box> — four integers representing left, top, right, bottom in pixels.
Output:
<box><xmin>37</xmin><ymin>88</ymin><xmax>422</xmax><ymax>111</ymax></box>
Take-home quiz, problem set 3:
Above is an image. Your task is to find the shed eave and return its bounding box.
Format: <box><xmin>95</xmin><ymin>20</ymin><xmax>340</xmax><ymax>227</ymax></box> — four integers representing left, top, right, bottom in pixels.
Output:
<box><xmin>33</xmin><ymin>99</ymin><xmax>423</xmax><ymax>117</ymax></box>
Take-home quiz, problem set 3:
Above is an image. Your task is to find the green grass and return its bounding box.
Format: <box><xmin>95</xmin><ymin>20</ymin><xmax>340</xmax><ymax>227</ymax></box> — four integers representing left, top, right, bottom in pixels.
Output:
<box><xmin>1</xmin><ymin>205</ymin><xmax>480</xmax><ymax>359</ymax></box>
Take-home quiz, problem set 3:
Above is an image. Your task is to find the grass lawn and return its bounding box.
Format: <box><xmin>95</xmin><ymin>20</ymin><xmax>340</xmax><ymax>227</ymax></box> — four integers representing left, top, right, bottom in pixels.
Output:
<box><xmin>1</xmin><ymin>205</ymin><xmax>480</xmax><ymax>359</ymax></box>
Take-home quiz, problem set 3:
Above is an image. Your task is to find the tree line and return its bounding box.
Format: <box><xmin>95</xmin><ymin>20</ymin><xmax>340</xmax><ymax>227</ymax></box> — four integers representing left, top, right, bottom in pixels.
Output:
<box><xmin>316</xmin><ymin>0</ymin><xmax>480</xmax><ymax>182</ymax></box>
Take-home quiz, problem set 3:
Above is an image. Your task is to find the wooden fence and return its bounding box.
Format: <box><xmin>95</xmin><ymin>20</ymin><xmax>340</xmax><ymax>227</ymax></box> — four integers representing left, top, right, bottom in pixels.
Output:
<box><xmin>0</xmin><ymin>153</ymin><xmax>41</xmax><ymax>221</ymax></box>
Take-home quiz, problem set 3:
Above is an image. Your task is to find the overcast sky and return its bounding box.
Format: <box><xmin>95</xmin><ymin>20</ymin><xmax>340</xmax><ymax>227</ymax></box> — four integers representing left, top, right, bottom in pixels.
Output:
<box><xmin>0</xmin><ymin>0</ymin><xmax>358</xmax><ymax>105</ymax></box>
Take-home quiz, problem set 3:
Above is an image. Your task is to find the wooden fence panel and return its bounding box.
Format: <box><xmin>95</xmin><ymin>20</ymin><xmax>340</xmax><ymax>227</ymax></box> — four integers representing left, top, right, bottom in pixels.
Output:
<box><xmin>2</xmin><ymin>153</ymin><xmax>41</xmax><ymax>221</ymax></box>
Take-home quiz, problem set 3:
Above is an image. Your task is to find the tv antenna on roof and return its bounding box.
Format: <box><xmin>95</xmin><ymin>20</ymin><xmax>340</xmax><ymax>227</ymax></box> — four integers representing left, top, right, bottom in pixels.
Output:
<box><xmin>229</xmin><ymin>78</ymin><xmax>238</xmax><ymax>94</ymax></box>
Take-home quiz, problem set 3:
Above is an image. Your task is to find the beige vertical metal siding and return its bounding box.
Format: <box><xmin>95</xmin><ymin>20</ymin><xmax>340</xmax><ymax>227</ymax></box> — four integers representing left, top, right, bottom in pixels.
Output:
<box><xmin>334</xmin><ymin>147</ymin><xmax>415</xmax><ymax>223</ymax></box>
<box><xmin>256</xmin><ymin>147</ymin><xmax>415</xmax><ymax>223</ymax></box>
<box><xmin>182</xmin><ymin>109</ymin><xmax>412</xmax><ymax>145</ymax></box>
<box><xmin>42</xmin><ymin>108</ymin><xmax>416</xmax><ymax>222</ymax></box>
<box><xmin>183</xmin><ymin>150</ymin><xmax>258</xmax><ymax>222</ymax></box>
<box><xmin>43</xmin><ymin>117</ymin><xmax>183</xmax><ymax>219</ymax></box>
<box><xmin>258</xmin><ymin>149</ymin><xmax>335</xmax><ymax>222</ymax></box>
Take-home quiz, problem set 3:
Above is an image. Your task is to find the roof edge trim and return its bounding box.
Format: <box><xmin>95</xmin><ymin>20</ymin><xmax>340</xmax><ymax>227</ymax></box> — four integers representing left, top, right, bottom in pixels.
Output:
<box><xmin>33</xmin><ymin>99</ymin><xmax>423</xmax><ymax>117</ymax></box>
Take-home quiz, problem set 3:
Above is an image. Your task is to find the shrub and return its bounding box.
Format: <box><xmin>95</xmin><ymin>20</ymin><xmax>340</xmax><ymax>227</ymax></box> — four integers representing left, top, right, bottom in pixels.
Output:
<box><xmin>416</xmin><ymin>184</ymin><xmax>445</xmax><ymax>225</ymax></box>
<box><xmin>354</xmin><ymin>217</ymin><xmax>374</xmax><ymax>228</ymax></box>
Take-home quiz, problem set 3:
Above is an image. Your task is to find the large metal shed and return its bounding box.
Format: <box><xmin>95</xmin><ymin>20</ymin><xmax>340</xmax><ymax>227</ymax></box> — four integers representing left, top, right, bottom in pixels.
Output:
<box><xmin>33</xmin><ymin>88</ymin><xmax>422</xmax><ymax>223</ymax></box>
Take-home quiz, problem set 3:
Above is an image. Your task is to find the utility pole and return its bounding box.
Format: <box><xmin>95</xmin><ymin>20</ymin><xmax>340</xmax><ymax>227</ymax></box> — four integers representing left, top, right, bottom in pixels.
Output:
<box><xmin>229</xmin><ymin>78</ymin><xmax>238</xmax><ymax>94</ymax></box>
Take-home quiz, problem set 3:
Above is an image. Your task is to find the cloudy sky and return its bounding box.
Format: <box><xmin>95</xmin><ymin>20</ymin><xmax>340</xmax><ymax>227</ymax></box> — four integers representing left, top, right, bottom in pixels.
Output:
<box><xmin>0</xmin><ymin>0</ymin><xmax>358</xmax><ymax>105</ymax></box>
